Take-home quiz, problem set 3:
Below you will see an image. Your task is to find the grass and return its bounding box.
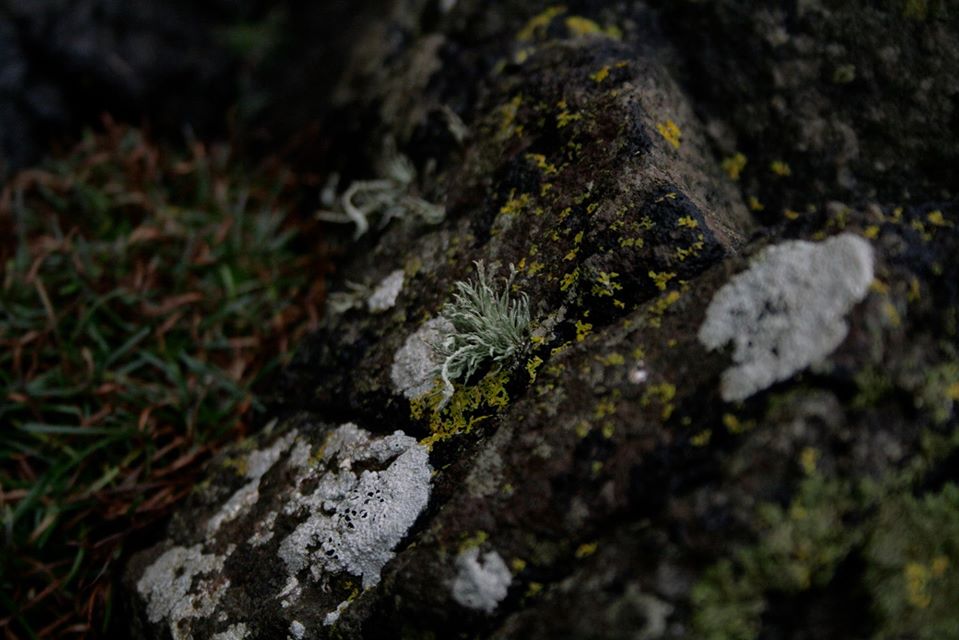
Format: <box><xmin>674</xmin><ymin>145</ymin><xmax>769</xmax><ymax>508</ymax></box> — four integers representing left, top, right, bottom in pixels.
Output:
<box><xmin>0</xmin><ymin>120</ymin><xmax>327</xmax><ymax>638</ymax></box>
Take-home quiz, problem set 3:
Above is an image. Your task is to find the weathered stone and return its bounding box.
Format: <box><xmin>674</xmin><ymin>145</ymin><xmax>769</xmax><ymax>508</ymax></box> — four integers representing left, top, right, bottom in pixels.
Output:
<box><xmin>124</xmin><ymin>2</ymin><xmax>959</xmax><ymax>639</ymax></box>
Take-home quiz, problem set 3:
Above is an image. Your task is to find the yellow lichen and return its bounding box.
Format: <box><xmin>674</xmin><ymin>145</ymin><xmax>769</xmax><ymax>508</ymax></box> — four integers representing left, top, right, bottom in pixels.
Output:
<box><xmin>770</xmin><ymin>160</ymin><xmax>792</xmax><ymax>177</ymax></box>
<box><xmin>575</xmin><ymin>319</ymin><xmax>593</xmax><ymax>342</ymax></box>
<box><xmin>500</xmin><ymin>191</ymin><xmax>532</xmax><ymax>216</ymax></box>
<box><xmin>691</xmin><ymin>430</ymin><xmax>712</xmax><ymax>447</ymax></box>
<box><xmin>526</xmin><ymin>356</ymin><xmax>544</xmax><ymax>383</ymax></box>
<box><xmin>590</xmin><ymin>65</ymin><xmax>611</xmax><ymax>83</ymax></box>
<box><xmin>575</xmin><ymin>542</ymin><xmax>599</xmax><ymax>558</ymax></box>
<box><xmin>677</xmin><ymin>215</ymin><xmax>699</xmax><ymax>229</ymax></box>
<box><xmin>517</xmin><ymin>6</ymin><xmax>567</xmax><ymax>41</ymax></box>
<box><xmin>648</xmin><ymin>270</ymin><xmax>676</xmax><ymax>291</ymax></box>
<box><xmin>416</xmin><ymin>371</ymin><xmax>511</xmax><ymax>448</ymax></box>
<box><xmin>722</xmin><ymin>153</ymin><xmax>747</xmax><ymax>180</ymax></box>
<box><xmin>656</xmin><ymin>120</ymin><xmax>682</xmax><ymax>150</ymax></box>
<box><xmin>526</xmin><ymin>153</ymin><xmax>558</xmax><ymax>175</ymax></box>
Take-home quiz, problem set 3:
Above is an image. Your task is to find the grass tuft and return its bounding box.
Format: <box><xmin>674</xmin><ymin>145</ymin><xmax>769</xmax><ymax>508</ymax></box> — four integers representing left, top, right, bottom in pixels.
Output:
<box><xmin>0</xmin><ymin>120</ymin><xmax>327</xmax><ymax>638</ymax></box>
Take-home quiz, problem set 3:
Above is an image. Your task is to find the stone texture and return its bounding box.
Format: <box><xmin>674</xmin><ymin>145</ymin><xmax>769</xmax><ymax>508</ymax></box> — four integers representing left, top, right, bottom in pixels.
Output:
<box><xmin>123</xmin><ymin>2</ymin><xmax>959</xmax><ymax>638</ymax></box>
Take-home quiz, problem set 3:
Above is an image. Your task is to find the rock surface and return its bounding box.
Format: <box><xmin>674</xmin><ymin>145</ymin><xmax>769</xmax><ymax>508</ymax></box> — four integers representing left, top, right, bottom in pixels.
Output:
<box><xmin>124</xmin><ymin>2</ymin><xmax>959</xmax><ymax>638</ymax></box>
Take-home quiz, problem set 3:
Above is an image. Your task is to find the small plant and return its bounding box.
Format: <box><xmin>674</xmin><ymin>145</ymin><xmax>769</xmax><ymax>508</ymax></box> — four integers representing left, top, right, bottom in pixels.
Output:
<box><xmin>433</xmin><ymin>261</ymin><xmax>531</xmax><ymax>405</ymax></box>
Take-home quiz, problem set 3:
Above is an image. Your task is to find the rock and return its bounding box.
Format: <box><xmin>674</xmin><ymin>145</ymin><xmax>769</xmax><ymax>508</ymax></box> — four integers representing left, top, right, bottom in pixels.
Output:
<box><xmin>123</xmin><ymin>2</ymin><xmax>959</xmax><ymax>638</ymax></box>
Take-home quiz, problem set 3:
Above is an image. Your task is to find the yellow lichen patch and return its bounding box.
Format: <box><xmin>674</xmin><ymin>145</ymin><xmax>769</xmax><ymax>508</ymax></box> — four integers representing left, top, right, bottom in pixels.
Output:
<box><xmin>517</xmin><ymin>6</ymin><xmax>567</xmax><ymax>41</ymax></box>
<box><xmin>800</xmin><ymin>447</ymin><xmax>820</xmax><ymax>475</ymax></box>
<box><xmin>526</xmin><ymin>356</ymin><xmax>544</xmax><ymax>383</ymax></box>
<box><xmin>526</xmin><ymin>153</ymin><xmax>558</xmax><ymax>175</ymax></box>
<box><xmin>647</xmin><ymin>290</ymin><xmax>682</xmax><ymax>329</ymax></box>
<box><xmin>527</xmin><ymin>261</ymin><xmax>545</xmax><ymax>276</ymax></box>
<box><xmin>784</xmin><ymin>209</ymin><xmax>801</xmax><ymax>221</ymax></box>
<box><xmin>526</xmin><ymin>582</ymin><xmax>544</xmax><ymax>597</ymax></box>
<box><xmin>592</xmin><ymin>271</ymin><xmax>623</xmax><ymax>298</ymax></box>
<box><xmin>597</xmin><ymin>352</ymin><xmax>625</xmax><ymax>367</ymax></box>
<box><xmin>690</xmin><ymin>430</ymin><xmax>712</xmax><ymax>447</ymax></box>
<box><xmin>642</xmin><ymin>382</ymin><xmax>677</xmax><ymax>420</ymax></box>
<box><xmin>601</xmin><ymin>423</ymin><xmax>615</xmax><ymax>439</ymax></box>
<box><xmin>416</xmin><ymin>370</ymin><xmax>511</xmax><ymax>448</ymax></box>
<box><xmin>500</xmin><ymin>191</ymin><xmax>532</xmax><ymax>216</ymax></box>
<box><xmin>575</xmin><ymin>319</ymin><xmax>593</xmax><ymax>342</ymax></box>
<box><xmin>575</xmin><ymin>542</ymin><xmax>598</xmax><ymax>558</ymax></box>
<box><xmin>927</xmin><ymin>210</ymin><xmax>952</xmax><ymax>227</ymax></box>
<box><xmin>556</xmin><ymin>100</ymin><xmax>582</xmax><ymax>128</ymax></box>
<box><xmin>677</xmin><ymin>215</ymin><xmax>699</xmax><ymax>229</ymax></box>
<box><xmin>497</xmin><ymin>95</ymin><xmax>524</xmax><ymax>141</ymax></box>
<box><xmin>947</xmin><ymin>381</ymin><xmax>959</xmax><ymax>401</ymax></box>
<box><xmin>565</xmin><ymin>15</ymin><xmax>602</xmax><ymax>36</ymax></box>
<box><xmin>770</xmin><ymin>160</ymin><xmax>792</xmax><ymax>177</ymax></box>
<box><xmin>648</xmin><ymin>270</ymin><xmax>676</xmax><ymax>291</ymax></box>
<box><xmin>458</xmin><ymin>530</ymin><xmax>490</xmax><ymax>552</ymax></box>
<box><xmin>590</xmin><ymin>65</ymin><xmax>611</xmax><ymax>83</ymax></box>
<box><xmin>864</xmin><ymin>225</ymin><xmax>880</xmax><ymax>239</ymax></box>
<box><xmin>748</xmin><ymin>196</ymin><xmax>765</xmax><ymax>212</ymax></box>
<box><xmin>656</xmin><ymin>120</ymin><xmax>682</xmax><ymax>149</ymax></box>
<box><xmin>511</xmin><ymin>558</ymin><xmax>528</xmax><ymax>573</ymax></box>
<box><xmin>675</xmin><ymin>237</ymin><xmax>706</xmax><ymax>262</ymax></box>
<box><xmin>560</xmin><ymin>268</ymin><xmax>580</xmax><ymax>291</ymax></box>
<box><xmin>722</xmin><ymin>413</ymin><xmax>744</xmax><ymax>433</ymax></box>
<box><xmin>722</xmin><ymin>153</ymin><xmax>747</xmax><ymax>180</ymax></box>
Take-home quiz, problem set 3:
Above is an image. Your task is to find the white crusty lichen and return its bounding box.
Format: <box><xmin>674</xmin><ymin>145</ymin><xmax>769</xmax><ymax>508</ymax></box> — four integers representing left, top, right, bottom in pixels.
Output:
<box><xmin>391</xmin><ymin>316</ymin><xmax>455</xmax><ymax>399</ymax></box>
<box><xmin>289</xmin><ymin>620</ymin><xmax>306</xmax><ymax>639</ymax></box>
<box><xmin>698</xmin><ymin>232</ymin><xmax>874</xmax><ymax>401</ymax></box>
<box><xmin>136</xmin><ymin>545</ymin><xmax>228</xmax><ymax>639</ymax></box>
<box><xmin>207</xmin><ymin>431</ymin><xmax>296</xmax><ymax>536</ymax></box>
<box><xmin>367</xmin><ymin>269</ymin><xmax>405</xmax><ymax>313</ymax></box>
<box><xmin>451</xmin><ymin>548</ymin><xmax>512</xmax><ymax>613</ymax></box>
<box><xmin>278</xmin><ymin>423</ymin><xmax>432</xmax><ymax>590</ymax></box>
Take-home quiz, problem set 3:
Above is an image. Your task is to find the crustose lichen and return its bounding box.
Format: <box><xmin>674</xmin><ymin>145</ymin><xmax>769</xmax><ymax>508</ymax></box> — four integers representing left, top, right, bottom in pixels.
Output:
<box><xmin>433</xmin><ymin>261</ymin><xmax>531</xmax><ymax>406</ymax></box>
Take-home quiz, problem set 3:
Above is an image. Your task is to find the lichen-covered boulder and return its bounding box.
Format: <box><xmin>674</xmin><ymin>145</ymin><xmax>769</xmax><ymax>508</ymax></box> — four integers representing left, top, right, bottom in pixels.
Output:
<box><xmin>124</xmin><ymin>1</ymin><xmax>959</xmax><ymax>638</ymax></box>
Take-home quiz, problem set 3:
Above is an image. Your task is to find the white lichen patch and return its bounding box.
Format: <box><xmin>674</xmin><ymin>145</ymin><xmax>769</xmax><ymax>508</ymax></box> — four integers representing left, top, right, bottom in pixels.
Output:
<box><xmin>698</xmin><ymin>233</ymin><xmax>874</xmax><ymax>401</ymax></box>
<box><xmin>289</xmin><ymin>620</ymin><xmax>306</xmax><ymax>639</ymax></box>
<box><xmin>390</xmin><ymin>317</ymin><xmax>453</xmax><ymax>399</ymax></box>
<box><xmin>248</xmin><ymin>510</ymin><xmax>278</xmax><ymax>547</ymax></box>
<box><xmin>207</xmin><ymin>431</ymin><xmax>297</xmax><ymax>536</ymax></box>
<box><xmin>323</xmin><ymin>600</ymin><xmax>350</xmax><ymax>627</ymax></box>
<box><xmin>278</xmin><ymin>423</ymin><xmax>432</xmax><ymax>591</ymax></box>
<box><xmin>451</xmin><ymin>548</ymin><xmax>512</xmax><ymax>613</ymax></box>
<box><xmin>212</xmin><ymin>622</ymin><xmax>249</xmax><ymax>640</ymax></box>
<box><xmin>368</xmin><ymin>269</ymin><xmax>405</xmax><ymax>313</ymax></box>
<box><xmin>136</xmin><ymin>545</ymin><xmax>228</xmax><ymax>639</ymax></box>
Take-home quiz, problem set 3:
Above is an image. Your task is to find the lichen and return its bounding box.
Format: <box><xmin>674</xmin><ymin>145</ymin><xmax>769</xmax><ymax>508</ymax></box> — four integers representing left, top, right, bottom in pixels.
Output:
<box><xmin>136</xmin><ymin>545</ymin><xmax>228</xmax><ymax>639</ymax></box>
<box><xmin>391</xmin><ymin>317</ymin><xmax>455</xmax><ymax>400</ymax></box>
<box><xmin>368</xmin><ymin>269</ymin><xmax>405</xmax><ymax>313</ymax></box>
<box><xmin>451</xmin><ymin>548</ymin><xmax>513</xmax><ymax>613</ymax></box>
<box><xmin>698</xmin><ymin>233</ymin><xmax>874</xmax><ymax>401</ymax></box>
<box><xmin>277</xmin><ymin>423</ymin><xmax>432</xmax><ymax>590</ymax></box>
